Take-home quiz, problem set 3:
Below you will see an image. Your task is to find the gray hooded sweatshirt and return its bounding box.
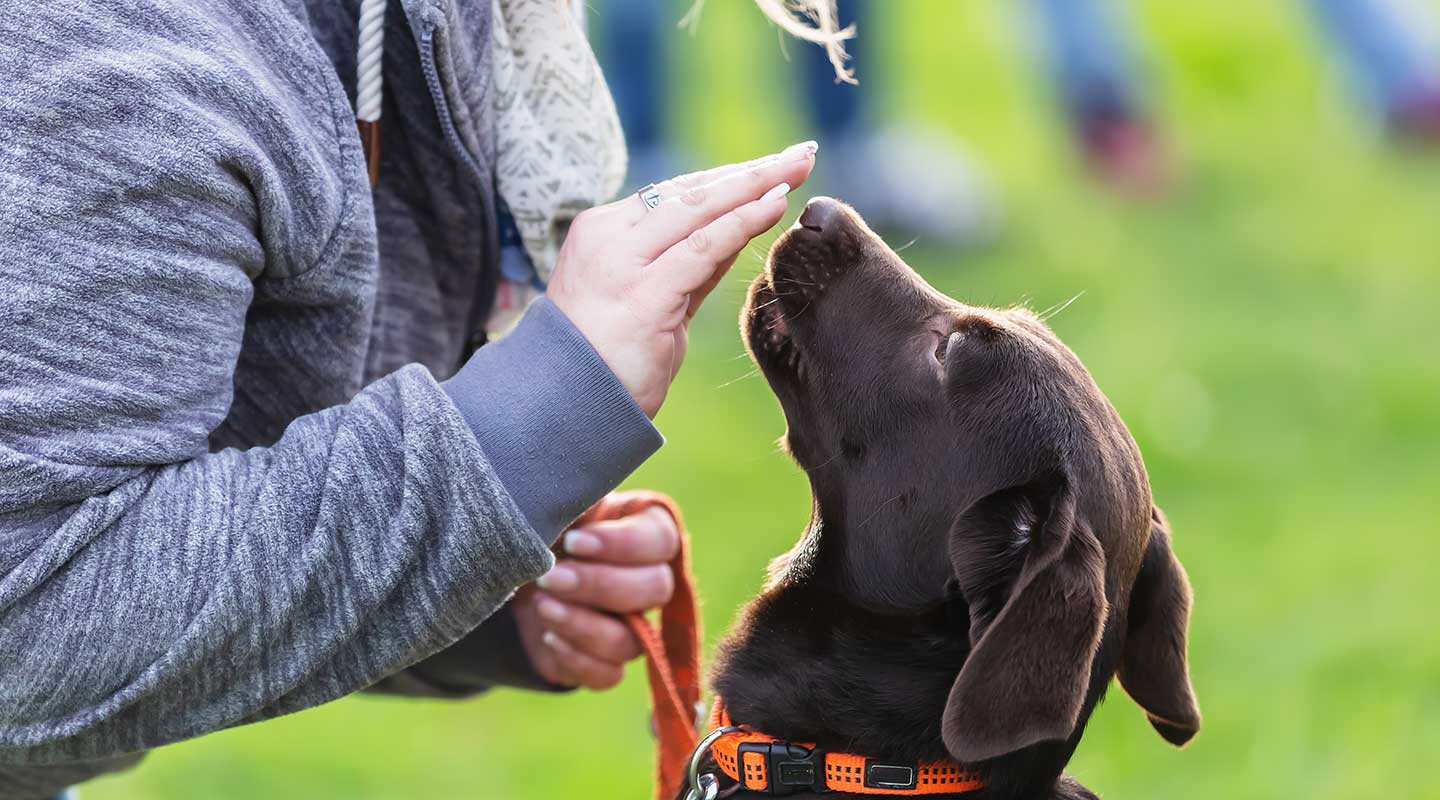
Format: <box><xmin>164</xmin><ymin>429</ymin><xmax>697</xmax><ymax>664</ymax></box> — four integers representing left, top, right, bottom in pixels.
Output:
<box><xmin>0</xmin><ymin>0</ymin><xmax>661</xmax><ymax>796</ymax></box>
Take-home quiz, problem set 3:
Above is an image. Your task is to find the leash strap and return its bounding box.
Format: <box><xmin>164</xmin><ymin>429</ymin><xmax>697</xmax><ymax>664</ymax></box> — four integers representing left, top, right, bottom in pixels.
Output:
<box><xmin>573</xmin><ymin>492</ymin><xmax>702</xmax><ymax>800</ymax></box>
<box><xmin>707</xmin><ymin>702</ymin><xmax>986</xmax><ymax>796</ymax></box>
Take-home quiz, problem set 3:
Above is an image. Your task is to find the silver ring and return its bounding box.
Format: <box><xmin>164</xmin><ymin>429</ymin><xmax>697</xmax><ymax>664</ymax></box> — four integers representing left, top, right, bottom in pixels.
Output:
<box><xmin>638</xmin><ymin>183</ymin><xmax>662</xmax><ymax>210</ymax></box>
<box><xmin>683</xmin><ymin>725</ymin><xmax>740</xmax><ymax>800</ymax></box>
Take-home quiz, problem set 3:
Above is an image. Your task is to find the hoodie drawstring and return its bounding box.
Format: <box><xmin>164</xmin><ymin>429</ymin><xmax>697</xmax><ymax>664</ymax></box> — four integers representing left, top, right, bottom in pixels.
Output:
<box><xmin>356</xmin><ymin>0</ymin><xmax>386</xmax><ymax>185</ymax></box>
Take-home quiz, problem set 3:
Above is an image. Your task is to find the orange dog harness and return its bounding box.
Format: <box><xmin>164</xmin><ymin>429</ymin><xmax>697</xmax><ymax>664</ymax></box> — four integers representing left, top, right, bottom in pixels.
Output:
<box><xmin>580</xmin><ymin>493</ymin><xmax>986</xmax><ymax>799</ymax></box>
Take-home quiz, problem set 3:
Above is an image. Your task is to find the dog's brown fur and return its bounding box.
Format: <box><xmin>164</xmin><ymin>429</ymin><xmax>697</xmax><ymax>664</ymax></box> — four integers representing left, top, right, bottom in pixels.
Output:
<box><xmin>705</xmin><ymin>199</ymin><xmax>1200</xmax><ymax>800</ymax></box>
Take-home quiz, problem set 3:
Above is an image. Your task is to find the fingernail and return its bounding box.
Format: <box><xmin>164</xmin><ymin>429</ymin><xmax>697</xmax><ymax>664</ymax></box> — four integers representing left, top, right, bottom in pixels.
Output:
<box><xmin>542</xmin><ymin>630</ymin><xmax>563</xmax><ymax>650</ymax></box>
<box><xmin>762</xmin><ymin>182</ymin><xmax>791</xmax><ymax>203</ymax></box>
<box><xmin>783</xmin><ymin>140</ymin><xmax>819</xmax><ymax>161</ymax></box>
<box><xmin>535</xmin><ymin>594</ymin><xmax>568</xmax><ymax>623</ymax></box>
<box><xmin>536</xmin><ymin>564</ymin><xmax>578</xmax><ymax>593</ymax></box>
<box><xmin>563</xmin><ymin>529</ymin><xmax>602</xmax><ymax>557</ymax></box>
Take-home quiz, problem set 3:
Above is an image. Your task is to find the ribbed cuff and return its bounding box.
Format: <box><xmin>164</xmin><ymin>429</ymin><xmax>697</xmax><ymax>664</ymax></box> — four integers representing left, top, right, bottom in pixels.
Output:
<box><xmin>442</xmin><ymin>298</ymin><xmax>663</xmax><ymax>544</ymax></box>
<box><xmin>371</xmin><ymin>604</ymin><xmax>573</xmax><ymax>697</ymax></box>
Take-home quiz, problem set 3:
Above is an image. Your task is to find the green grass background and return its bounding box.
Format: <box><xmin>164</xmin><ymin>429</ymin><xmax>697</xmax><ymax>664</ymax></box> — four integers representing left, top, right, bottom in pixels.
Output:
<box><xmin>90</xmin><ymin>2</ymin><xmax>1440</xmax><ymax>797</ymax></box>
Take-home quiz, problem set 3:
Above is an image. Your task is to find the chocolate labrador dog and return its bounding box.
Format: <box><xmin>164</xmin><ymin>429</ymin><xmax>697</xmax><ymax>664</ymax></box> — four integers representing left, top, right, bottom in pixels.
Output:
<box><xmin>702</xmin><ymin>198</ymin><xmax>1201</xmax><ymax>800</ymax></box>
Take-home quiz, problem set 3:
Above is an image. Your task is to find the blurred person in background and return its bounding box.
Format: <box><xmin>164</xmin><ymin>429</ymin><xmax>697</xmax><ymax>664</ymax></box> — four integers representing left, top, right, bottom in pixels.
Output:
<box><xmin>595</xmin><ymin>0</ymin><xmax>1174</xmax><ymax>207</ymax></box>
<box><xmin>1043</xmin><ymin>0</ymin><xmax>1440</xmax><ymax>171</ymax></box>
<box><xmin>1035</xmin><ymin>0</ymin><xmax>1440</xmax><ymax>189</ymax></box>
<box><xmin>1027</xmin><ymin>0</ymin><xmax>1173</xmax><ymax>197</ymax></box>
<box><xmin>0</xmin><ymin>0</ymin><xmax>840</xmax><ymax>797</ymax></box>
<box><xmin>1309</xmin><ymin>0</ymin><xmax>1440</xmax><ymax>140</ymax></box>
<box><xmin>597</xmin><ymin>0</ymin><xmax>1000</xmax><ymax>242</ymax></box>
<box><xmin>600</xmin><ymin>0</ymin><xmax>1440</xmax><ymax>212</ymax></box>
<box><xmin>1036</xmin><ymin>0</ymin><xmax>1440</xmax><ymax>189</ymax></box>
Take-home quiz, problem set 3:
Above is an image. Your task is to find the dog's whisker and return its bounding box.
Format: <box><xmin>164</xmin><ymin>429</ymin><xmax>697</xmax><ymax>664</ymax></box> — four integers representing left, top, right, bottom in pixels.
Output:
<box><xmin>767</xmin><ymin>439</ymin><xmax>791</xmax><ymax>458</ymax></box>
<box><xmin>764</xmin><ymin>257</ymin><xmax>811</xmax><ymax>273</ymax></box>
<box><xmin>765</xmin><ymin>315</ymin><xmax>790</xmax><ymax>332</ymax></box>
<box><xmin>1039</xmin><ymin>290</ymin><xmax>1086</xmax><ymax>321</ymax></box>
<box><xmin>716</xmin><ymin>368</ymin><xmax>760</xmax><ymax>389</ymax></box>
<box><xmin>856</xmin><ymin>493</ymin><xmax>904</xmax><ymax>530</ymax></box>
<box><xmin>765</xmin><ymin>266</ymin><xmax>818</xmax><ymax>284</ymax></box>
<box><xmin>801</xmin><ymin>450</ymin><xmax>843</xmax><ymax>473</ymax></box>
<box><xmin>776</xmin><ymin>276</ymin><xmax>820</xmax><ymax>288</ymax></box>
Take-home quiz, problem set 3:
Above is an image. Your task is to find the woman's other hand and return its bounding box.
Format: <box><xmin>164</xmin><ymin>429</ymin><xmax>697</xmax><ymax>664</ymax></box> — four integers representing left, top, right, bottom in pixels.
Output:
<box><xmin>511</xmin><ymin>496</ymin><xmax>682</xmax><ymax>689</ymax></box>
<box><xmin>547</xmin><ymin>142</ymin><xmax>818</xmax><ymax>418</ymax></box>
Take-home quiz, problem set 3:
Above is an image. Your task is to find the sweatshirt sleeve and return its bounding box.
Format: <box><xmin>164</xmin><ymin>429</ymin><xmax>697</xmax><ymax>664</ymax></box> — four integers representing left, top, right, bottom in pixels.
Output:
<box><xmin>370</xmin><ymin>605</ymin><xmax>571</xmax><ymax>697</ymax></box>
<box><xmin>366</xmin><ymin>299</ymin><xmax>662</xmax><ymax>701</ymax></box>
<box><xmin>0</xmin><ymin>6</ymin><xmax>656</xmax><ymax>767</ymax></box>
<box><xmin>0</xmin><ymin>363</ymin><xmax>558</xmax><ymax>767</ymax></box>
<box><xmin>443</xmin><ymin>298</ymin><xmax>664</xmax><ymax>544</ymax></box>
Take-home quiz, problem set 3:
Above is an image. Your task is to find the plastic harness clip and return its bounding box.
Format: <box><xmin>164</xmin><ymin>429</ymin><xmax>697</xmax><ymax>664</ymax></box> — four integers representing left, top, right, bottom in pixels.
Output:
<box><xmin>736</xmin><ymin>741</ymin><xmax>829</xmax><ymax>795</ymax></box>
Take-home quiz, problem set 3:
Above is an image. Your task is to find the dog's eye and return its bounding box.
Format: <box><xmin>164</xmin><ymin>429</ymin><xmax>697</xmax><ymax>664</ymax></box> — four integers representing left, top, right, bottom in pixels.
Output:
<box><xmin>933</xmin><ymin>330</ymin><xmax>962</xmax><ymax>368</ymax></box>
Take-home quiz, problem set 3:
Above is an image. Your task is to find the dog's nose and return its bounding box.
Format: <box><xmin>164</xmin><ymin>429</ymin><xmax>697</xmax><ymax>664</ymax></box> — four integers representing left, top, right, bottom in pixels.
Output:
<box><xmin>798</xmin><ymin>196</ymin><xmax>842</xmax><ymax>233</ymax></box>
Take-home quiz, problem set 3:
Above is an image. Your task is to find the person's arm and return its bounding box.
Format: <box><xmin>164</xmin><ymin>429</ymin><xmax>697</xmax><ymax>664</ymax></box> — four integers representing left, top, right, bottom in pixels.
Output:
<box><xmin>374</xmin><ymin>496</ymin><xmax>689</xmax><ymax>697</ymax></box>
<box><xmin>0</xmin><ymin>13</ymin><xmax>657</xmax><ymax>765</ymax></box>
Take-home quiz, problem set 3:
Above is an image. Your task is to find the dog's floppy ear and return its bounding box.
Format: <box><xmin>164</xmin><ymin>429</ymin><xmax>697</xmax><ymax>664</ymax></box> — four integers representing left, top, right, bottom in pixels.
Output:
<box><xmin>942</xmin><ymin>471</ymin><xmax>1107</xmax><ymax>763</ymax></box>
<box><xmin>1117</xmin><ymin>505</ymin><xmax>1201</xmax><ymax>746</ymax></box>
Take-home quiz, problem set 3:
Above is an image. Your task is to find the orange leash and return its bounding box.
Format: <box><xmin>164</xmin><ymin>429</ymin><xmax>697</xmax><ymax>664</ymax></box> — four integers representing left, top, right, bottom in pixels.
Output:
<box><xmin>573</xmin><ymin>492</ymin><xmax>702</xmax><ymax>800</ymax></box>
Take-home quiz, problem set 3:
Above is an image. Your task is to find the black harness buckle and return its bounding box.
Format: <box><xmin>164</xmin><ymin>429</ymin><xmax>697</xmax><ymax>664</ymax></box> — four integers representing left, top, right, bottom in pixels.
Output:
<box><xmin>736</xmin><ymin>741</ymin><xmax>829</xmax><ymax>795</ymax></box>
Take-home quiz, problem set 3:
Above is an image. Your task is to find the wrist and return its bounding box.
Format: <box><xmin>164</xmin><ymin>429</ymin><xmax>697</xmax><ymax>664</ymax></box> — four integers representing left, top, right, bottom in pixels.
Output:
<box><xmin>549</xmin><ymin>298</ymin><xmax>660</xmax><ymax>418</ymax></box>
<box><xmin>441</xmin><ymin>298</ymin><xmax>664</xmax><ymax>542</ymax></box>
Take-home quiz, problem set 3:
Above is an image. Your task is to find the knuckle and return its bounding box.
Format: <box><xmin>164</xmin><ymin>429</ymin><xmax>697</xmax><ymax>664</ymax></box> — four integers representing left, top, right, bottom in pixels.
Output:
<box><xmin>546</xmin><ymin>657</ymin><xmax>578</xmax><ymax>687</ymax></box>
<box><xmin>565</xmin><ymin>563</ymin><xmax>592</xmax><ymax>595</ymax></box>
<box><xmin>542</xmin><ymin>665</ymin><xmax>573</xmax><ymax>687</ymax></box>
<box><xmin>620</xmin><ymin>634</ymin><xmax>643</xmax><ymax>661</ymax></box>
<box><xmin>617</xmin><ymin>523</ymin><xmax>650</xmax><ymax>555</ymax></box>
<box><xmin>719</xmin><ymin>209</ymin><xmax>748</xmax><ymax>237</ymax></box>
<box><xmin>570</xmin><ymin>208</ymin><xmax>598</xmax><ymax>235</ymax></box>
<box><xmin>555</xmin><ymin>611</ymin><xmax>587</xmax><ymax>640</ymax></box>
<box><xmin>686</xmin><ymin>227</ymin><xmax>712</xmax><ymax>254</ymax></box>
<box><xmin>595</xmin><ymin>517</ymin><xmax>632</xmax><ymax>542</ymax></box>
<box><xmin>648</xmin><ymin>565</ymin><xmax>676</xmax><ymax>605</ymax></box>
<box><xmin>680</xmin><ymin>185</ymin><xmax>706</xmax><ymax>206</ymax></box>
<box><xmin>532</xmin><ymin>652</ymin><xmax>559</xmax><ymax>682</ymax></box>
<box><xmin>606</xmin><ymin>625</ymin><xmax>639</xmax><ymax>658</ymax></box>
<box><xmin>589</xmin><ymin>668</ymin><xmax>623</xmax><ymax>690</ymax></box>
<box><xmin>646</xmin><ymin>508</ymin><xmax>681</xmax><ymax>555</ymax></box>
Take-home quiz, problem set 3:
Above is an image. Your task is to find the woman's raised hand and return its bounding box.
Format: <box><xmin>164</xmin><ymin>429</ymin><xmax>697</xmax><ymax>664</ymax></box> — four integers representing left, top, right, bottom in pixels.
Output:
<box><xmin>547</xmin><ymin>142</ymin><xmax>818</xmax><ymax>418</ymax></box>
